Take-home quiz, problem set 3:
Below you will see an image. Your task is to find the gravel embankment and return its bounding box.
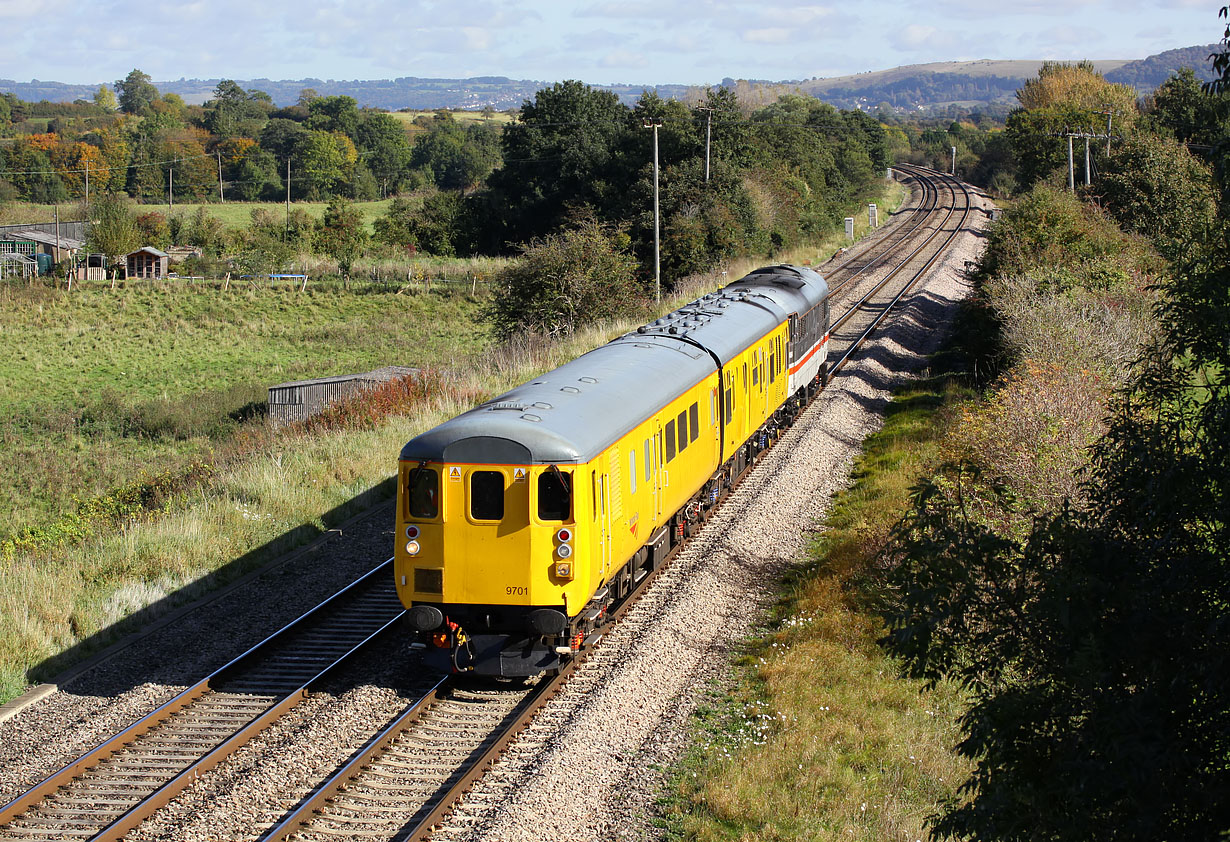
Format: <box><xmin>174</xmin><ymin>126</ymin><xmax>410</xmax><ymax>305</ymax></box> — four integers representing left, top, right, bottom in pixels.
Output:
<box><xmin>0</xmin><ymin>505</ymin><xmax>397</xmax><ymax>806</ymax></box>
<box><xmin>430</xmin><ymin>187</ymin><xmax>995</xmax><ymax>842</ymax></box>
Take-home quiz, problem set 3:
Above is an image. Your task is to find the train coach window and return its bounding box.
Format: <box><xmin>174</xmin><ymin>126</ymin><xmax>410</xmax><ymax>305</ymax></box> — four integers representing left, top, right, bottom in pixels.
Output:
<box><xmin>689</xmin><ymin>403</ymin><xmax>699</xmax><ymax>441</ymax></box>
<box><xmin>665</xmin><ymin>420</ymin><xmax>677</xmax><ymax>462</ymax></box>
<box><xmin>471</xmin><ymin>471</ymin><xmax>504</xmax><ymax>521</ymax></box>
<box><xmin>677</xmin><ymin>410</ymin><xmax>689</xmax><ymax>453</ymax></box>
<box><xmin>407</xmin><ymin>467</ymin><xmax>438</xmax><ymax>519</ymax></box>
<box><xmin>538</xmin><ymin>471</ymin><xmax>571</xmax><ymax>521</ymax></box>
<box><xmin>644</xmin><ymin>440</ymin><xmax>652</xmax><ymax>480</ymax></box>
<box><xmin>629</xmin><ymin>451</ymin><xmax>637</xmax><ymax>494</ymax></box>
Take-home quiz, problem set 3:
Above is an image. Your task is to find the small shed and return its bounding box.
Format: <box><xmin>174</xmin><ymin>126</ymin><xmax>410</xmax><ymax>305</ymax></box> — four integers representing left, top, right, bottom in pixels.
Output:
<box><xmin>268</xmin><ymin>366</ymin><xmax>420</xmax><ymax>427</ymax></box>
<box><xmin>127</xmin><ymin>247</ymin><xmax>169</xmax><ymax>279</ymax></box>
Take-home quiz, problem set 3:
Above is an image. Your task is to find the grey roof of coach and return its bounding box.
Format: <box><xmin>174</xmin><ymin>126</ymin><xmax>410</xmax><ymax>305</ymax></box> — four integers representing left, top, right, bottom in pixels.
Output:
<box><xmin>399</xmin><ymin>266</ymin><xmax>828</xmax><ymax>465</ymax></box>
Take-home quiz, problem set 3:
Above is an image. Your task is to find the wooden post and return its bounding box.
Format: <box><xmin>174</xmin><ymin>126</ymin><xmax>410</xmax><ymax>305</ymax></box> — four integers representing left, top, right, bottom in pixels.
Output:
<box><xmin>217</xmin><ymin>151</ymin><xmax>225</xmax><ymax>203</ymax></box>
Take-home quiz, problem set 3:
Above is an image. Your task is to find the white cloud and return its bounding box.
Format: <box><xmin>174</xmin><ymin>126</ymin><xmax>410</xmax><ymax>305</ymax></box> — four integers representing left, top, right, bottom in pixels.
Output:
<box><xmin>600</xmin><ymin>49</ymin><xmax>648</xmax><ymax>69</ymax></box>
<box><xmin>744</xmin><ymin>27</ymin><xmax>793</xmax><ymax>44</ymax></box>
<box><xmin>890</xmin><ymin>24</ymin><xmax>958</xmax><ymax>52</ymax></box>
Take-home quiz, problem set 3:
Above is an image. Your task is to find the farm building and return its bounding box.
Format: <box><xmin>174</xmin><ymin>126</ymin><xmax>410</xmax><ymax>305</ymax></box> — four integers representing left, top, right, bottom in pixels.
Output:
<box><xmin>0</xmin><ymin>229</ymin><xmax>84</xmax><ymax>264</ymax></box>
<box><xmin>126</xmin><ymin>247</ymin><xmax>169</xmax><ymax>279</ymax></box>
<box><xmin>268</xmin><ymin>366</ymin><xmax>420</xmax><ymax>427</ymax></box>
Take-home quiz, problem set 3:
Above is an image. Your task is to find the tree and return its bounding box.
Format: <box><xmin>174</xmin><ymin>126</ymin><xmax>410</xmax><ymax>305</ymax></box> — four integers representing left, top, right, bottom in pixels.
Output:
<box><xmin>114</xmin><ymin>69</ymin><xmax>159</xmax><ymax>115</ymax></box>
<box><xmin>316</xmin><ymin>197</ymin><xmax>367</xmax><ymax>276</ymax></box>
<box><xmin>1148</xmin><ymin>68</ymin><xmax>1226</xmax><ymax>144</ymax></box>
<box><xmin>86</xmin><ymin>193</ymin><xmax>140</xmax><ymax>269</ymax></box>
<box><xmin>409</xmin><ymin>113</ymin><xmax>500</xmax><ymax>193</ymax></box>
<box><xmin>1094</xmin><ymin>134</ymin><xmax>1217</xmax><ymax>259</ymax></box>
<box><xmin>486</xmin><ymin>80</ymin><xmax>634</xmax><ymax>246</ymax></box>
<box><xmin>93</xmin><ymin>85</ymin><xmax>118</xmax><ymax>112</ymax></box>
<box><xmin>297</xmin><ymin>130</ymin><xmax>356</xmax><ymax>199</ymax></box>
<box><xmin>485</xmin><ymin>216</ymin><xmax>644</xmax><ymax>337</ymax></box>
<box><xmin>306</xmin><ymin>95</ymin><xmax>360</xmax><ymax>138</ymax></box>
<box><xmin>356</xmin><ymin>109</ymin><xmax>414</xmax><ymax>195</ymax></box>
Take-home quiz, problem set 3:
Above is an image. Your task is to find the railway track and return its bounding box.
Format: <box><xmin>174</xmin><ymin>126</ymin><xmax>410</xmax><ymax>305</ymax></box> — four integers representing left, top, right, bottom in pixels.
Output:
<box><xmin>250</xmin><ymin>167</ymin><xmax>975</xmax><ymax>842</ymax></box>
<box><xmin>0</xmin><ymin>562</ymin><xmax>405</xmax><ymax>842</ymax></box>
<box><xmin>0</xmin><ymin>167</ymin><xmax>973</xmax><ymax>842</ymax></box>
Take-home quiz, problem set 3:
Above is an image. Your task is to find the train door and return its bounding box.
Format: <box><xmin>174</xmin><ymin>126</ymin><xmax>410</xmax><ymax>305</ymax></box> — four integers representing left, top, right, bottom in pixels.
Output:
<box><xmin>598</xmin><ymin>471</ymin><xmax>612</xmax><ymax>581</ymax></box>
<box><xmin>743</xmin><ymin>362</ymin><xmax>751</xmax><ymax>432</ymax></box>
<box><xmin>648</xmin><ymin>428</ymin><xmax>663</xmax><ymax>523</ymax></box>
<box><xmin>759</xmin><ymin>347</ymin><xmax>768</xmax><ymax>416</ymax></box>
<box><xmin>788</xmin><ymin>315</ymin><xmax>797</xmax><ymax>366</ymax></box>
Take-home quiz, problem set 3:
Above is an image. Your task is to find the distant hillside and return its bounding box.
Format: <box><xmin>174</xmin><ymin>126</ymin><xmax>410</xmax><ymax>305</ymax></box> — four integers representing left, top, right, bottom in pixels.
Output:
<box><xmin>1105</xmin><ymin>44</ymin><xmax>1218</xmax><ymax>88</ymax></box>
<box><xmin>796</xmin><ymin>59</ymin><xmax>1131</xmax><ymax>114</ymax></box>
<box><xmin>0</xmin><ymin>45</ymin><xmax>1218</xmax><ymax>115</ymax></box>
<box><xmin>0</xmin><ymin>76</ymin><xmax>692</xmax><ymax>110</ymax></box>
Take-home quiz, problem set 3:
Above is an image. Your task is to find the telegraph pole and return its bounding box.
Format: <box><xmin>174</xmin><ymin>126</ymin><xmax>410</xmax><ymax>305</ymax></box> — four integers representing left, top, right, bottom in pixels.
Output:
<box><xmin>643</xmin><ymin>119</ymin><xmax>662</xmax><ymax>302</ymax></box>
<box><xmin>1057</xmin><ymin>129</ymin><xmax>1112</xmax><ymax>190</ymax></box>
<box><xmin>697</xmin><ymin>106</ymin><xmax>714</xmax><ymax>182</ymax></box>
<box><xmin>218</xmin><ymin>151</ymin><xmax>225</xmax><ymax>203</ymax></box>
<box><xmin>1067</xmin><ymin>135</ymin><xmax>1075</xmax><ymax>191</ymax></box>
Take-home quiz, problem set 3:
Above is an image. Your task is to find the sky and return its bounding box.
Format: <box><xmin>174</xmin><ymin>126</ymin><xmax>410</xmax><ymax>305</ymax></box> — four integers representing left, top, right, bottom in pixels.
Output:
<box><xmin>0</xmin><ymin>0</ymin><xmax>1222</xmax><ymax>86</ymax></box>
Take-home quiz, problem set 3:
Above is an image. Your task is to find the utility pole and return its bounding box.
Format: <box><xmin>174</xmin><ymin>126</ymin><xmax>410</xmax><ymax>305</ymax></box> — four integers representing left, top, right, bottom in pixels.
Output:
<box><xmin>1056</xmin><ymin>129</ymin><xmax>1112</xmax><ymax>190</ymax></box>
<box><xmin>697</xmin><ymin>106</ymin><xmax>714</xmax><ymax>182</ymax></box>
<box><xmin>84</xmin><ymin>161</ymin><xmax>89</xmax><ymax>213</ymax></box>
<box><xmin>285</xmin><ymin>159</ymin><xmax>291</xmax><ymax>241</ymax></box>
<box><xmin>169</xmin><ymin>162</ymin><xmax>174</xmax><ymax>209</ymax></box>
<box><xmin>1067</xmin><ymin>134</ymin><xmax>1075</xmax><ymax>191</ymax></box>
<box><xmin>217</xmin><ymin>151</ymin><xmax>225</xmax><ymax>203</ymax></box>
<box><xmin>643</xmin><ymin>119</ymin><xmax>662</xmax><ymax>302</ymax></box>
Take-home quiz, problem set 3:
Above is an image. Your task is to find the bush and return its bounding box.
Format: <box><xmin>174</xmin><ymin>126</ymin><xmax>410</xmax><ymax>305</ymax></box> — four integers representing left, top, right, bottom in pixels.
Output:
<box><xmin>485</xmin><ymin>217</ymin><xmax>646</xmax><ymax>338</ymax></box>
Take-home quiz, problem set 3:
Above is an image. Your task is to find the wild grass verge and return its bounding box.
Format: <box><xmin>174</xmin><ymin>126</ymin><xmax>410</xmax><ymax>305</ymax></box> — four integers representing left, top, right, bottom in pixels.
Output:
<box><xmin>660</xmin><ymin>365</ymin><xmax>974</xmax><ymax>842</ymax></box>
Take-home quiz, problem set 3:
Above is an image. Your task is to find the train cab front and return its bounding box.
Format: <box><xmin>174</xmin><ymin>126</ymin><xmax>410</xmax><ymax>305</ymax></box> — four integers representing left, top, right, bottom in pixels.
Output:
<box><xmin>394</xmin><ymin>454</ymin><xmax>585</xmax><ymax>677</ymax></box>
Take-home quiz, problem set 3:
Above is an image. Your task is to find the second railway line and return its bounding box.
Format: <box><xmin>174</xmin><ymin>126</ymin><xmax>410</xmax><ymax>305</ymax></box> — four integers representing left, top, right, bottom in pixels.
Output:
<box><xmin>0</xmin><ymin>167</ymin><xmax>987</xmax><ymax>842</ymax></box>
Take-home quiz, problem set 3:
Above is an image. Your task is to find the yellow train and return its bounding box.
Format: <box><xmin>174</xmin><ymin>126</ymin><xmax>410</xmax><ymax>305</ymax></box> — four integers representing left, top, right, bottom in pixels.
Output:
<box><xmin>395</xmin><ymin>265</ymin><xmax>830</xmax><ymax>675</ymax></box>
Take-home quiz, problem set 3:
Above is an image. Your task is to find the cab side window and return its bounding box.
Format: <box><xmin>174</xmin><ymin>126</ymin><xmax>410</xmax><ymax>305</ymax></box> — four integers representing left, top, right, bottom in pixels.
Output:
<box><xmin>538</xmin><ymin>471</ymin><xmax>571</xmax><ymax>521</ymax></box>
<box><xmin>407</xmin><ymin>467</ymin><xmax>438</xmax><ymax>519</ymax></box>
<box><xmin>471</xmin><ymin>470</ymin><xmax>504</xmax><ymax>520</ymax></box>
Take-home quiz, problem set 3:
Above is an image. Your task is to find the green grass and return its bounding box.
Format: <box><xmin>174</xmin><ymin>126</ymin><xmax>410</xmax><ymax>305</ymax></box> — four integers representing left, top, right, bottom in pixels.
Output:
<box><xmin>391</xmin><ymin>109</ymin><xmax>513</xmax><ymax>137</ymax></box>
<box><xmin>661</xmin><ymin>368</ymin><xmax>974</xmax><ymax>841</ymax></box>
<box><xmin>0</xmin><ymin>199</ymin><xmax>397</xmax><ymax>232</ymax></box>
<box><xmin>0</xmin><ymin>281</ymin><xmax>490</xmax><ymax>542</ymax></box>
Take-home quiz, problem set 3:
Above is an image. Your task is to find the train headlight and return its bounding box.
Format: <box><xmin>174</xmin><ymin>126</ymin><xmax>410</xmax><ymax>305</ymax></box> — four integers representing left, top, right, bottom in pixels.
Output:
<box><xmin>556</xmin><ymin>543</ymin><xmax>573</xmax><ymax>559</ymax></box>
<box><xmin>405</xmin><ymin>525</ymin><xmax>420</xmax><ymax>540</ymax></box>
<box><xmin>554</xmin><ymin>561</ymin><xmax>573</xmax><ymax>579</ymax></box>
<box><xmin>405</xmin><ymin>540</ymin><xmax>421</xmax><ymax>556</ymax></box>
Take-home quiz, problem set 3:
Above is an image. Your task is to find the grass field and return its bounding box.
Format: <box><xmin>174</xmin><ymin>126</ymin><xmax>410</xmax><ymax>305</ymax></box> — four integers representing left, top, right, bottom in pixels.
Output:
<box><xmin>0</xmin><ymin>198</ymin><xmax>398</xmax><ymax>232</ymax></box>
<box><xmin>390</xmin><ymin>109</ymin><xmax>513</xmax><ymax>138</ymax></box>
<box><xmin>0</xmin><ymin>282</ymin><xmax>490</xmax><ymax>542</ymax></box>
